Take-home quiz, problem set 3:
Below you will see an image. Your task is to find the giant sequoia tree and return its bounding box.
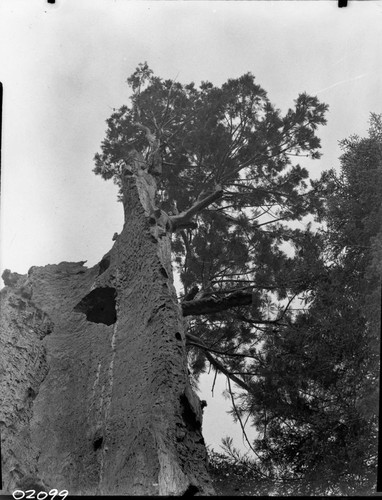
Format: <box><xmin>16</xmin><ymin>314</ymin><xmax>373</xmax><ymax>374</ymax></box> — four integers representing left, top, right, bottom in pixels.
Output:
<box><xmin>0</xmin><ymin>63</ymin><xmax>329</xmax><ymax>496</ymax></box>
<box><xmin>92</xmin><ymin>63</ymin><xmax>329</xmax><ymax>491</ymax></box>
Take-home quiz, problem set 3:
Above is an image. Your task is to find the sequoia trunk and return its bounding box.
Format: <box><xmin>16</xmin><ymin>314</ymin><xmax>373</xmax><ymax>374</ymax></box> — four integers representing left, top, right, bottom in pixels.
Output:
<box><xmin>0</xmin><ymin>162</ymin><xmax>214</xmax><ymax>495</ymax></box>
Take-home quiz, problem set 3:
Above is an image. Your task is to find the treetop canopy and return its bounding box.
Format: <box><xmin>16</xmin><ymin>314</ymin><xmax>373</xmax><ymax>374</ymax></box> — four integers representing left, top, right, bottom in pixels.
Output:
<box><xmin>94</xmin><ymin>62</ymin><xmax>328</xmax><ymax>217</ymax></box>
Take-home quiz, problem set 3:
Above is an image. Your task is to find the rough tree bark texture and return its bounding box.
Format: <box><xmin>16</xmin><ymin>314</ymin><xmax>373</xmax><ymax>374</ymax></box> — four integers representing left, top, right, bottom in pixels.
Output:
<box><xmin>0</xmin><ymin>160</ymin><xmax>215</xmax><ymax>495</ymax></box>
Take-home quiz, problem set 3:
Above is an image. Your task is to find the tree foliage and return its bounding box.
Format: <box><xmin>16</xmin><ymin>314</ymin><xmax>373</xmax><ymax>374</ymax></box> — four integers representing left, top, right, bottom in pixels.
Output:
<box><xmin>241</xmin><ymin>115</ymin><xmax>381</xmax><ymax>495</ymax></box>
<box><xmin>93</xmin><ymin>64</ymin><xmax>380</xmax><ymax>494</ymax></box>
<box><xmin>94</xmin><ymin>61</ymin><xmax>328</xmax><ymax>325</ymax></box>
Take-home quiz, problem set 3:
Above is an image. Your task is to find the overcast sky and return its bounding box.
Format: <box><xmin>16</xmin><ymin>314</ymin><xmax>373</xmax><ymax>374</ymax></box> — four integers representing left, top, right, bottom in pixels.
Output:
<box><xmin>1</xmin><ymin>0</ymin><xmax>381</xmax><ymax>453</ymax></box>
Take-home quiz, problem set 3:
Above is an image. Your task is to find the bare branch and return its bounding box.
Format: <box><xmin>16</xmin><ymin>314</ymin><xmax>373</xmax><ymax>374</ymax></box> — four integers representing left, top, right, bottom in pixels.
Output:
<box><xmin>133</xmin><ymin>121</ymin><xmax>157</xmax><ymax>146</ymax></box>
<box><xmin>169</xmin><ymin>185</ymin><xmax>223</xmax><ymax>231</ymax></box>
<box><xmin>182</xmin><ymin>289</ymin><xmax>253</xmax><ymax>316</ymax></box>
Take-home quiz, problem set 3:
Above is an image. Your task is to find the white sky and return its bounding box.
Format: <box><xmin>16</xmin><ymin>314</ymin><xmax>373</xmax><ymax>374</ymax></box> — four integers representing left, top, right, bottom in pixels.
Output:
<box><xmin>0</xmin><ymin>0</ymin><xmax>381</xmax><ymax>453</ymax></box>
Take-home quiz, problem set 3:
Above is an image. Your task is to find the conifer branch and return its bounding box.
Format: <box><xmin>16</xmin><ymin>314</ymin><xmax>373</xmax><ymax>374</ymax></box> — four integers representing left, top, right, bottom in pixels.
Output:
<box><xmin>185</xmin><ymin>333</ymin><xmax>251</xmax><ymax>392</ymax></box>
<box><xmin>186</xmin><ymin>333</ymin><xmax>258</xmax><ymax>360</ymax></box>
<box><xmin>226</xmin><ymin>377</ymin><xmax>271</xmax><ymax>475</ymax></box>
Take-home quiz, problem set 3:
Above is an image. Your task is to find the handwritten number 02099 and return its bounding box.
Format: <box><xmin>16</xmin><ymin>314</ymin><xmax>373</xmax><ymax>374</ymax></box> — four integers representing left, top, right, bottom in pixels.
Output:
<box><xmin>12</xmin><ymin>490</ymin><xmax>69</xmax><ymax>500</ymax></box>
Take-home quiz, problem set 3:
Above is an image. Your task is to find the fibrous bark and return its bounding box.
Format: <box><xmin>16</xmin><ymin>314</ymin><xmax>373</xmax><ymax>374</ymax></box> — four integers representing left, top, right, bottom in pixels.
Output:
<box><xmin>0</xmin><ymin>153</ymin><xmax>214</xmax><ymax>495</ymax></box>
